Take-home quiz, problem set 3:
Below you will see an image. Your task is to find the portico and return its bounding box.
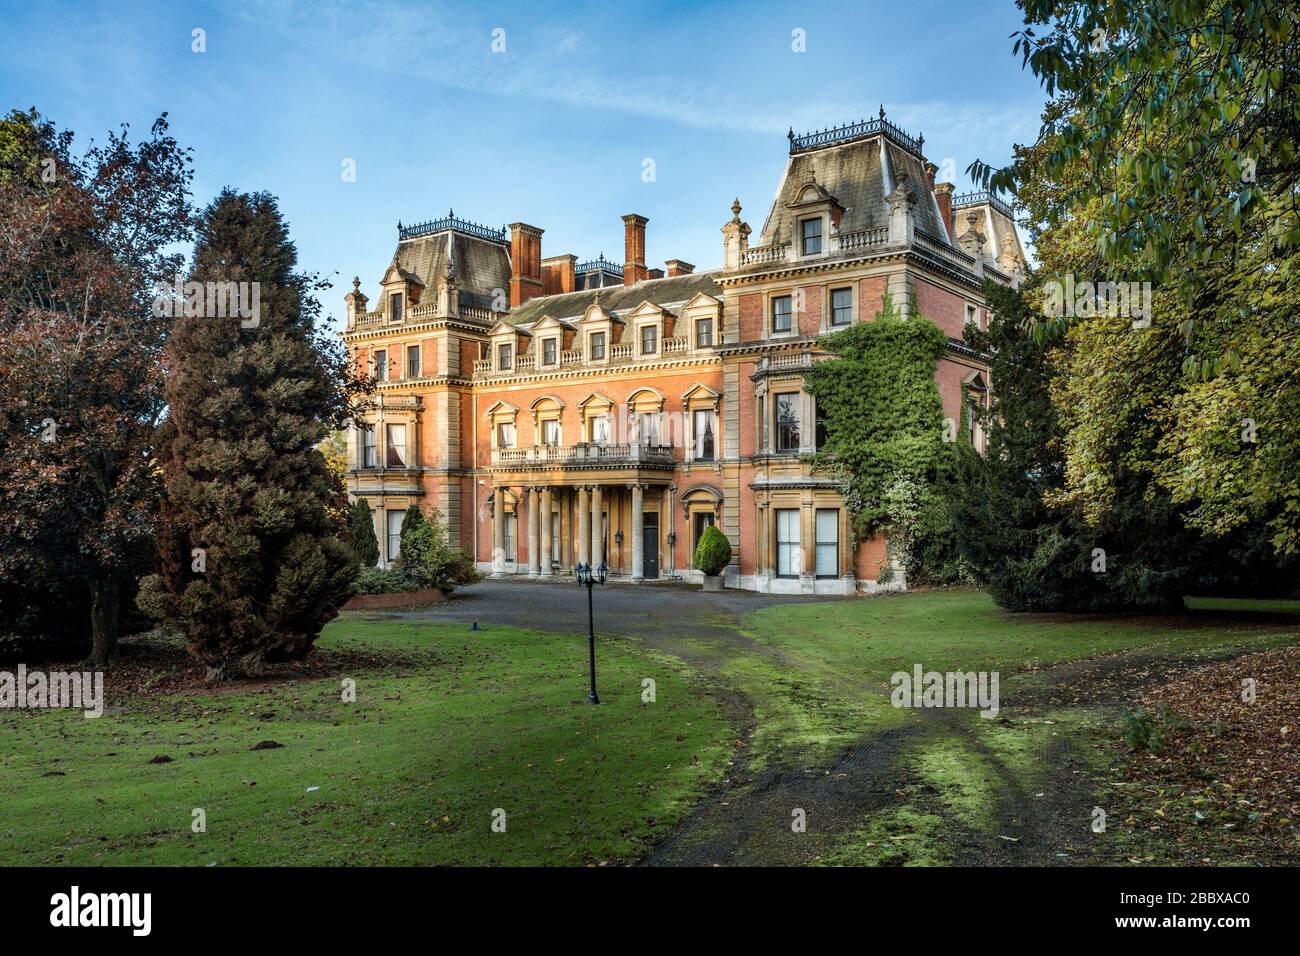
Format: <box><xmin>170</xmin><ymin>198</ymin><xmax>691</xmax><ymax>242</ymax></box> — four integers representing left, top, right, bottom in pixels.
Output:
<box><xmin>487</xmin><ymin>474</ymin><xmax>676</xmax><ymax>582</ymax></box>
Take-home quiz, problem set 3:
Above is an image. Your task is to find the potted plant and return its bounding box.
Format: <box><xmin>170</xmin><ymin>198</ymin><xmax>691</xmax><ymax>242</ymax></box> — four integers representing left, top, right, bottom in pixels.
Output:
<box><xmin>693</xmin><ymin>525</ymin><xmax>731</xmax><ymax>591</ymax></box>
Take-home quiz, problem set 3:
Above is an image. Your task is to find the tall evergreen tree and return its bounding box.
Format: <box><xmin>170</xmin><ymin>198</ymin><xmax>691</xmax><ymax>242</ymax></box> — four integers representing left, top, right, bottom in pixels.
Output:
<box><xmin>348</xmin><ymin>499</ymin><xmax>380</xmax><ymax>568</ymax></box>
<box><xmin>158</xmin><ymin>189</ymin><xmax>362</xmax><ymax>677</ymax></box>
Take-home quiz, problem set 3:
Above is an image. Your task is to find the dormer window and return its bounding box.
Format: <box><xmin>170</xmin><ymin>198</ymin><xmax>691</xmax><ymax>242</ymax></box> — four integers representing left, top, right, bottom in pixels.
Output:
<box><xmin>695</xmin><ymin>318</ymin><xmax>713</xmax><ymax>348</ymax></box>
<box><xmin>497</xmin><ymin>343</ymin><xmax>513</xmax><ymax>371</ymax></box>
<box><xmin>542</xmin><ymin>338</ymin><xmax>558</xmax><ymax>366</ymax></box>
<box><xmin>390</xmin><ymin>292</ymin><xmax>404</xmax><ymax>323</ymax></box>
<box><xmin>589</xmin><ymin>331</ymin><xmax>606</xmax><ymax>360</ymax></box>
<box><xmin>800</xmin><ymin>217</ymin><xmax>823</xmax><ymax>255</ymax></box>
<box><xmin>640</xmin><ymin>325</ymin><xmax>658</xmax><ymax>355</ymax></box>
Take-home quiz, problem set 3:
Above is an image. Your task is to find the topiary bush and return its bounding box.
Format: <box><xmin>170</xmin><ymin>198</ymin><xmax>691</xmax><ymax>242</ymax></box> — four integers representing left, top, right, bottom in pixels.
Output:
<box><xmin>693</xmin><ymin>525</ymin><xmax>732</xmax><ymax>577</ymax></box>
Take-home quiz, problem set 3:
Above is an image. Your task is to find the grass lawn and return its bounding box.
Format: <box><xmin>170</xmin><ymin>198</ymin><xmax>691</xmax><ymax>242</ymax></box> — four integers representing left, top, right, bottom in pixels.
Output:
<box><xmin>0</xmin><ymin>618</ymin><xmax>730</xmax><ymax>866</ymax></box>
<box><xmin>4</xmin><ymin>590</ymin><xmax>1295</xmax><ymax>866</ymax></box>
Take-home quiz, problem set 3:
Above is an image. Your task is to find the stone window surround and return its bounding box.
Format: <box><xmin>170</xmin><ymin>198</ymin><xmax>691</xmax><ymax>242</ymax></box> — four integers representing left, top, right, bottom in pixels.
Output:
<box><xmin>681</xmin><ymin>383</ymin><xmax>721</xmax><ymax>464</ymax></box>
<box><xmin>754</xmin><ymin>372</ymin><xmax>814</xmax><ymax>455</ymax></box>
<box><xmin>529</xmin><ymin>395</ymin><xmax>565</xmax><ymax>447</ymax></box>
<box><xmin>487</xmin><ymin>401</ymin><xmax>519</xmax><ymax>451</ymax></box>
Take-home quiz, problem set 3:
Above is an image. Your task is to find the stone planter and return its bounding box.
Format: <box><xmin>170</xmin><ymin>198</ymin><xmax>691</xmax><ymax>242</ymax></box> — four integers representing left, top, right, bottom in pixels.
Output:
<box><xmin>343</xmin><ymin>587</ymin><xmax>448</xmax><ymax>610</ymax></box>
<box><xmin>701</xmin><ymin>574</ymin><xmax>724</xmax><ymax>592</ymax></box>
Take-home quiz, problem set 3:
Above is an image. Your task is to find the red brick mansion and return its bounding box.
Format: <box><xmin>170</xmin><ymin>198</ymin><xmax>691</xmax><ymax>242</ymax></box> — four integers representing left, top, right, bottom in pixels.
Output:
<box><xmin>341</xmin><ymin>111</ymin><xmax>1026</xmax><ymax>593</ymax></box>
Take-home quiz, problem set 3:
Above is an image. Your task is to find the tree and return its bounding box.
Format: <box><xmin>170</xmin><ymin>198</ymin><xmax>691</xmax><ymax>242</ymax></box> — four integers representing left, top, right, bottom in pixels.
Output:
<box><xmin>971</xmin><ymin>1</ymin><xmax>1300</xmax><ymax>562</ymax></box>
<box><xmin>0</xmin><ymin>109</ymin><xmax>193</xmax><ymax>664</ymax></box>
<box><xmin>399</xmin><ymin>504</ymin><xmax>426</xmax><ymax>539</ymax></box>
<box><xmin>952</xmin><ymin>281</ymin><xmax>1284</xmax><ymax>611</ymax></box>
<box><xmin>348</xmin><ymin>498</ymin><xmax>380</xmax><ymax>568</ymax></box>
<box><xmin>158</xmin><ymin>189</ymin><xmax>363</xmax><ymax>677</ymax></box>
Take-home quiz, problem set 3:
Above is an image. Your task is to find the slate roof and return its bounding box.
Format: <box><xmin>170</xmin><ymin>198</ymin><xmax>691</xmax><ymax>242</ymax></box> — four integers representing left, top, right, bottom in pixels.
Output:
<box><xmin>392</xmin><ymin>231</ymin><xmax>511</xmax><ymax>311</ymax></box>
<box><xmin>506</xmin><ymin>270</ymin><xmax>723</xmax><ymax>327</ymax></box>
<box><xmin>757</xmin><ymin>134</ymin><xmax>947</xmax><ymax>247</ymax></box>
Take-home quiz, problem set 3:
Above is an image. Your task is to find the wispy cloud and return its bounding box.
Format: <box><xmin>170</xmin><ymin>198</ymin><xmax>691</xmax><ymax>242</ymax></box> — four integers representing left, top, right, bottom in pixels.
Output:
<box><xmin>233</xmin><ymin>0</ymin><xmax>1039</xmax><ymax>151</ymax></box>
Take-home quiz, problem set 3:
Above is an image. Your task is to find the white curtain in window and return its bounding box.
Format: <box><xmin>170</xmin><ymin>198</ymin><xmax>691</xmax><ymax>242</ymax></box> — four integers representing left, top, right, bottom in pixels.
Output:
<box><xmin>386</xmin><ymin>510</ymin><xmax>403</xmax><ymax>562</ymax></box>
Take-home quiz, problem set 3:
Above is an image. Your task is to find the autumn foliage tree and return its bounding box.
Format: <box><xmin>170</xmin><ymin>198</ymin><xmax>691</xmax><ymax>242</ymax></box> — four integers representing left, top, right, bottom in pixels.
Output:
<box><xmin>0</xmin><ymin>109</ymin><xmax>193</xmax><ymax>664</ymax></box>
<box><xmin>157</xmin><ymin>189</ymin><xmax>363</xmax><ymax>677</ymax></box>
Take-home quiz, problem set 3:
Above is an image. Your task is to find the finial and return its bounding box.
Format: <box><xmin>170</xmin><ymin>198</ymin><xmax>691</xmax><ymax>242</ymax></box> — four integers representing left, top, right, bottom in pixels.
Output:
<box><xmin>879</xmin><ymin>104</ymin><xmax>886</xmax><ymax>120</ymax></box>
<box><xmin>449</xmin><ymin>208</ymin><xmax>455</xmax><ymax>218</ymax></box>
<box><xmin>787</xmin><ymin>126</ymin><xmax>794</xmax><ymax>141</ymax></box>
<box><xmin>397</xmin><ymin>220</ymin><xmax>403</xmax><ymax>231</ymax></box>
<box><xmin>918</xmin><ymin>132</ymin><xmax>924</xmax><ymax>149</ymax></box>
<box><xmin>351</xmin><ymin>276</ymin><xmax>361</xmax><ymax>292</ymax></box>
<box><xmin>731</xmin><ymin>197</ymin><xmax>742</xmax><ymax>219</ymax></box>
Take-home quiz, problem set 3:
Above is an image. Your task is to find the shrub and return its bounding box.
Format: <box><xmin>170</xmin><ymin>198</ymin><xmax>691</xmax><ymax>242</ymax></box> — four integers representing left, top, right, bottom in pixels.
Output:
<box><xmin>133</xmin><ymin>573</ymin><xmax>168</xmax><ymax>623</ymax></box>
<box><xmin>693</xmin><ymin>525</ymin><xmax>732</xmax><ymax>577</ymax></box>
<box><xmin>395</xmin><ymin>510</ymin><xmax>483</xmax><ymax>593</ymax></box>
<box><xmin>1120</xmin><ymin>704</ymin><xmax>1186</xmax><ymax>753</ymax></box>
<box><xmin>355</xmin><ymin>567</ymin><xmax>418</xmax><ymax>595</ymax></box>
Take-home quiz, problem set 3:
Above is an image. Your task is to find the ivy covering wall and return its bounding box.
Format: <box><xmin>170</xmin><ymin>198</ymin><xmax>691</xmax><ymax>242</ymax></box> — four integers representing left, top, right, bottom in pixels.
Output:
<box><xmin>804</xmin><ymin>296</ymin><xmax>969</xmax><ymax>583</ymax></box>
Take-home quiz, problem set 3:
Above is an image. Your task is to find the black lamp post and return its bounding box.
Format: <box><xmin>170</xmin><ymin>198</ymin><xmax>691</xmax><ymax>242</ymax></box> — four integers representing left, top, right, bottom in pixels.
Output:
<box><xmin>574</xmin><ymin>561</ymin><xmax>608</xmax><ymax>704</ymax></box>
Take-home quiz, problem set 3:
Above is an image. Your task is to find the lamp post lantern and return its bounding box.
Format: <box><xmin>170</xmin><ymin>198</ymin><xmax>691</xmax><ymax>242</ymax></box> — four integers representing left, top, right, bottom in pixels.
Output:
<box><xmin>575</xmin><ymin>561</ymin><xmax>607</xmax><ymax>704</ymax></box>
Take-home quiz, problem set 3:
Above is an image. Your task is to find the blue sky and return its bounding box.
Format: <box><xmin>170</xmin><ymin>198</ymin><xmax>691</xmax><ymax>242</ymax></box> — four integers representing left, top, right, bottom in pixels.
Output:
<box><xmin>1</xmin><ymin>0</ymin><xmax>1046</xmax><ymax>328</ymax></box>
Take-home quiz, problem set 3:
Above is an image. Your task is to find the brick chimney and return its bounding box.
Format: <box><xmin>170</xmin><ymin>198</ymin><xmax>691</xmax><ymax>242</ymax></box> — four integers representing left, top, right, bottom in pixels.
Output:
<box><xmin>509</xmin><ymin>222</ymin><xmax>544</xmax><ymax>307</ymax></box>
<box><xmin>622</xmin><ymin>214</ymin><xmax>648</xmax><ymax>286</ymax></box>
<box><xmin>542</xmin><ymin>254</ymin><xmax>577</xmax><ymax>296</ymax></box>
<box><xmin>664</xmin><ymin>259</ymin><xmax>694</xmax><ymax>277</ymax></box>
<box><xmin>934</xmin><ymin>183</ymin><xmax>955</xmax><ymax>240</ymax></box>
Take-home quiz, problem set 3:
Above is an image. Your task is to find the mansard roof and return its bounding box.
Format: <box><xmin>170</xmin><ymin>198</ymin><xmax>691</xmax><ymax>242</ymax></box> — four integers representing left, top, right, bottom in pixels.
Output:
<box><xmin>392</xmin><ymin>230</ymin><xmax>511</xmax><ymax>311</ymax></box>
<box><xmin>758</xmin><ymin>132</ymin><xmax>947</xmax><ymax>246</ymax></box>
<box><xmin>506</xmin><ymin>270</ymin><xmax>723</xmax><ymax>327</ymax></box>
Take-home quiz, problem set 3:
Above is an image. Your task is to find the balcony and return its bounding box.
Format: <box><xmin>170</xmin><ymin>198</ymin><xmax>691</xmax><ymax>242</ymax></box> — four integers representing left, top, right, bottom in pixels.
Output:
<box><xmin>490</xmin><ymin>442</ymin><xmax>677</xmax><ymax>472</ymax></box>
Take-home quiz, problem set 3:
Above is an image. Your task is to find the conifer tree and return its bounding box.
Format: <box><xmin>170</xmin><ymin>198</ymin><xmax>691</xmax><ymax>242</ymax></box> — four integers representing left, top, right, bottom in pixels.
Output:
<box><xmin>348</xmin><ymin>499</ymin><xmax>380</xmax><ymax>568</ymax></box>
<box><xmin>158</xmin><ymin>189</ymin><xmax>362</xmax><ymax>676</ymax></box>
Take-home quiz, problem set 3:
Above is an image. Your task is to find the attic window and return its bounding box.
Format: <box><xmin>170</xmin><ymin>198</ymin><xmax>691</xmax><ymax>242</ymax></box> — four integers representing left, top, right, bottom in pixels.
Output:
<box><xmin>589</xmin><ymin>331</ymin><xmax>606</xmax><ymax>360</ymax></box>
<box><xmin>542</xmin><ymin>338</ymin><xmax>558</xmax><ymax>366</ymax></box>
<box><xmin>497</xmin><ymin>343</ymin><xmax>513</xmax><ymax>371</ymax></box>
<box><xmin>390</xmin><ymin>292</ymin><xmax>404</xmax><ymax>323</ymax></box>
<box><xmin>801</xmin><ymin>218</ymin><xmax>822</xmax><ymax>255</ymax></box>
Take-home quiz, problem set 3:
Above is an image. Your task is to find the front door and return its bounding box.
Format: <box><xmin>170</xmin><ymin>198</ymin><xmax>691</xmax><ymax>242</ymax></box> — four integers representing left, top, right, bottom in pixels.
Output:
<box><xmin>642</xmin><ymin>512</ymin><xmax>659</xmax><ymax>579</ymax></box>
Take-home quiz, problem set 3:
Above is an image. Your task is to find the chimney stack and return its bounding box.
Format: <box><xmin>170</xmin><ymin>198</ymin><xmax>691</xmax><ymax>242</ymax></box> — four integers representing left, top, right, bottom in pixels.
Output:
<box><xmin>622</xmin><ymin>214</ymin><xmax>648</xmax><ymax>286</ymax></box>
<box><xmin>934</xmin><ymin>183</ymin><xmax>955</xmax><ymax>240</ymax></box>
<box><xmin>542</xmin><ymin>254</ymin><xmax>577</xmax><ymax>296</ymax></box>
<box><xmin>665</xmin><ymin>259</ymin><xmax>694</xmax><ymax>277</ymax></box>
<box><xmin>509</xmin><ymin>222</ymin><xmax>544</xmax><ymax>307</ymax></box>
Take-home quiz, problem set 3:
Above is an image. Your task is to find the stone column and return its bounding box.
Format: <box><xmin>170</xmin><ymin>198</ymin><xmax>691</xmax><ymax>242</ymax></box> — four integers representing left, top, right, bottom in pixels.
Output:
<box><xmin>538</xmin><ymin>487</ymin><xmax>553</xmax><ymax>576</ymax></box>
<box><xmin>800</xmin><ymin>498</ymin><xmax>816</xmax><ymax>593</ymax></box>
<box><xmin>526</xmin><ymin>486</ymin><xmax>540</xmax><ymax>578</ymax></box>
<box><xmin>577</xmin><ymin>486</ymin><xmax>590</xmax><ymax>566</ymax></box>
<box><xmin>491</xmin><ymin>487</ymin><xmax>506</xmax><ymax>577</ymax></box>
<box><xmin>590</xmin><ymin>485</ymin><xmax>604</xmax><ymax>569</ymax></box>
<box><xmin>559</xmin><ymin>488</ymin><xmax>571</xmax><ymax>570</ymax></box>
<box><xmin>630</xmin><ymin>483</ymin><xmax>645</xmax><ymax>582</ymax></box>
